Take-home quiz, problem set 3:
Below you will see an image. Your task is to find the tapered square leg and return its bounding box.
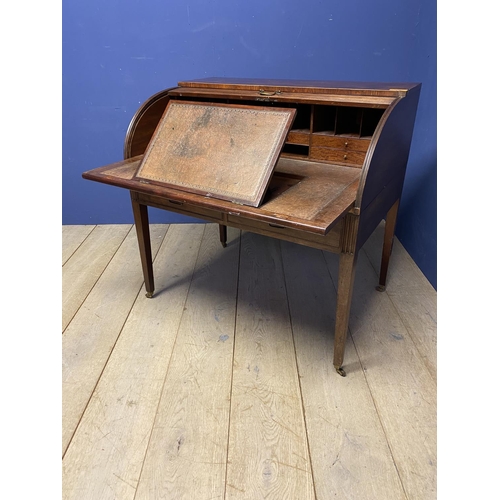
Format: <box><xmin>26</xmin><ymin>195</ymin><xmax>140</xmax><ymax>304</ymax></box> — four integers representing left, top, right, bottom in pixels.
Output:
<box><xmin>333</xmin><ymin>213</ymin><xmax>359</xmax><ymax>376</ymax></box>
<box><xmin>131</xmin><ymin>192</ymin><xmax>155</xmax><ymax>298</ymax></box>
<box><xmin>219</xmin><ymin>224</ymin><xmax>227</xmax><ymax>248</ymax></box>
<box><xmin>377</xmin><ymin>199</ymin><xmax>400</xmax><ymax>292</ymax></box>
<box><xmin>333</xmin><ymin>251</ymin><xmax>357</xmax><ymax>376</ymax></box>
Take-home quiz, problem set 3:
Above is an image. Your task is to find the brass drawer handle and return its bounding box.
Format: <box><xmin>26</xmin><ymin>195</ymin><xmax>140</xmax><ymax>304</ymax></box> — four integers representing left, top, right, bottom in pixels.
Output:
<box><xmin>167</xmin><ymin>199</ymin><xmax>184</xmax><ymax>206</ymax></box>
<box><xmin>258</xmin><ymin>89</ymin><xmax>282</xmax><ymax>96</ymax></box>
<box><xmin>269</xmin><ymin>223</ymin><xmax>286</xmax><ymax>229</ymax></box>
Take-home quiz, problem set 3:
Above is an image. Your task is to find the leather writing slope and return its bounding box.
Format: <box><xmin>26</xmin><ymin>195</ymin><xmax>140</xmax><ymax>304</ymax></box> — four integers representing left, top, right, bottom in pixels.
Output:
<box><xmin>134</xmin><ymin>100</ymin><xmax>296</xmax><ymax>207</ymax></box>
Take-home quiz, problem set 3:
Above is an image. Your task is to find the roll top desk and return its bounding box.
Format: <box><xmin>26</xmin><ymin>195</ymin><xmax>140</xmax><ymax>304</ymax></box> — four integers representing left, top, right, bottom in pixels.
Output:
<box><xmin>83</xmin><ymin>78</ymin><xmax>421</xmax><ymax>376</ymax></box>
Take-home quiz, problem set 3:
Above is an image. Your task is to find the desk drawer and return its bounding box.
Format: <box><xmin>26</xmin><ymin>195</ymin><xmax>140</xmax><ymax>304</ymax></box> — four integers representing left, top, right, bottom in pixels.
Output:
<box><xmin>136</xmin><ymin>193</ymin><xmax>224</xmax><ymax>222</ymax></box>
<box><xmin>164</xmin><ymin>200</ymin><xmax>224</xmax><ymax>220</ymax></box>
<box><xmin>310</xmin><ymin>147</ymin><xmax>365</xmax><ymax>166</ymax></box>
<box><xmin>227</xmin><ymin>215</ymin><xmax>342</xmax><ymax>251</ymax></box>
<box><xmin>311</xmin><ymin>135</ymin><xmax>370</xmax><ymax>152</ymax></box>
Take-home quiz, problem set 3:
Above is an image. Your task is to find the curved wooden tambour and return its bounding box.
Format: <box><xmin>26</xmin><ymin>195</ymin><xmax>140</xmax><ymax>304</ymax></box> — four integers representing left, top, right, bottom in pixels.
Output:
<box><xmin>356</xmin><ymin>87</ymin><xmax>420</xmax><ymax>211</ymax></box>
<box><xmin>354</xmin><ymin>85</ymin><xmax>421</xmax><ymax>249</ymax></box>
<box><xmin>123</xmin><ymin>88</ymin><xmax>174</xmax><ymax>160</ymax></box>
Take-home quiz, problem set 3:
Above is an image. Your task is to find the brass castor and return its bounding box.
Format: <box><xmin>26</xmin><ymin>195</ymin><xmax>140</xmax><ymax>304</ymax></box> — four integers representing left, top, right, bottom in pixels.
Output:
<box><xmin>375</xmin><ymin>284</ymin><xmax>386</xmax><ymax>292</ymax></box>
<box><xmin>335</xmin><ymin>366</ymin><xmax>346</xmax><ymax>377</ymax></box>
<box><xmin>221</xmin><ymin>242</ymin><xmax>227</xmax><ymax>248</ymax></box>
<box><xmin>145</xmin><ymin>291</ymin><xmax>154</xmax><ymax>298</ymax></box>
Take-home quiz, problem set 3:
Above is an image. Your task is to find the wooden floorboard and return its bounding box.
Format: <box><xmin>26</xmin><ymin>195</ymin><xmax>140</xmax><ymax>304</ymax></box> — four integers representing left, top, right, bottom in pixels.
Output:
<box><xmin>324</xmin><ymin>246</ymin><xmax>437</xmax><ymax>500</ymax></box>
<box><xmin>62</xmin><ymin>224</ymin><xmax>168</xmax><ymax>455</ymax></box>
<box><xmin>62</xmin><ymin>223</ymin><xmax>437</xmax><ymax>499</ymax></box>
<box><xmin>363</xmin><ymin>224</ymin><xmax>437</xmax><ymax>381</ymax></box>
<box><xmin>62</xmin><ymin>225</ymin><xmax>95</xmax><ymax>265</ymax></box>
<box><xmin>226</xmin><ymin>232</ymin><xmax>315</xmax><ymax>499</ymax></box>
<box><xmin>62</xmin><ymin>225</ymin><xmax>132</xmax><ymax>332</ymax></box>
<box><xmin>281</xmin><ymin>241</ymin><xmax>406</xmax><ymax>499</ymax></box>
<box><xmin>62</xmin><ymin>224</ymin><xmax>204</xmax><ymax>499</ymax></box>
<box><xmin>135</xmin><ymin>225</ymin><xmax>240</xmax><ymax>499</ymax></box>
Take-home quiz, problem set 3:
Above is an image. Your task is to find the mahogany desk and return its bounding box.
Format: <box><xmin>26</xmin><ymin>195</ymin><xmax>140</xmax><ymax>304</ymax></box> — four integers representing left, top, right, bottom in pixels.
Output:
<box><xmin>83</xmin><ymin>78</ymin><xmax>421</xmax><ymax>376</ymax></box>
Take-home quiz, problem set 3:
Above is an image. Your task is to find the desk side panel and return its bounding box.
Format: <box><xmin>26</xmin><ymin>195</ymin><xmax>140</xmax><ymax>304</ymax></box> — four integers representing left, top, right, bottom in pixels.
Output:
<box><xmin>354</xmin><ymin>86</ymin><xmax>420</xmax><ymax>250</ymax></box>
<box><xmin>356</xmin><ymin>86</ymin><xmax>421</xmax><ymax>211</ymax></box>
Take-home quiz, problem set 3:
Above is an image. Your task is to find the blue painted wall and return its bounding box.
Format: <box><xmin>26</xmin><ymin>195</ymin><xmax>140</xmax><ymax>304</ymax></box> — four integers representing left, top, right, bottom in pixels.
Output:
<box><xmin>63</xmin><ymin>0</ymin><xmax>436</xmax><ymax>288</ymax></box>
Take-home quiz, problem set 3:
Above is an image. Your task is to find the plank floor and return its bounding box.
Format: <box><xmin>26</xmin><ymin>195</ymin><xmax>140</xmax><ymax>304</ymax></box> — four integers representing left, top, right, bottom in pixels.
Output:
<box><xmin>62</xmin><ymin>222</ymin><xmax>436</xmax><ymax>499</ymax></box>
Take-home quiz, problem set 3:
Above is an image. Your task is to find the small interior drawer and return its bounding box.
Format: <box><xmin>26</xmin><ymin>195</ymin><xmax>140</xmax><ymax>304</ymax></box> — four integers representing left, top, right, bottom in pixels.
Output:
<box><xmin>309</xmin><ymin>147</ymin><xmax>365</xmax><ymax>166</ymax></box>
<box><xmin>311</xmin><ymin>134</ymin><xmax>370</xmax><ymax>152</ymax></box>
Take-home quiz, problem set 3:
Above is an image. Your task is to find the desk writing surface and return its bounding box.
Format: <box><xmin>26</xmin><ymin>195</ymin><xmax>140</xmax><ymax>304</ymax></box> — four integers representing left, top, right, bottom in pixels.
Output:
<box><xmin>134</xmin><ymin>101</ymin><xmax>296</xmax><ymax>207</ymax></box>
<box><xmin>83</xmin><ymin>156</ymin><xmax>361</xmax><ymax>235</ymax></box>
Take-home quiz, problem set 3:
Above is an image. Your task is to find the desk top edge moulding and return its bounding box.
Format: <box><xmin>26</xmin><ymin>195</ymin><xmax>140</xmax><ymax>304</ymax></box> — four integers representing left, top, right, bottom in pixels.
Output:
<box><xmin>82</xmin><ymin>77</ymin><xmax>421</xmax><ymax>376</ymax></box>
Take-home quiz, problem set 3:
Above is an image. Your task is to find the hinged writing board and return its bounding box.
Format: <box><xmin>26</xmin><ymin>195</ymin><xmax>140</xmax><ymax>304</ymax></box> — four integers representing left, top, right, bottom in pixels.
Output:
<box><xmin>133</xmin><ymin>100</ymin><xmax>296</xmax><ymax>207</ymax></box>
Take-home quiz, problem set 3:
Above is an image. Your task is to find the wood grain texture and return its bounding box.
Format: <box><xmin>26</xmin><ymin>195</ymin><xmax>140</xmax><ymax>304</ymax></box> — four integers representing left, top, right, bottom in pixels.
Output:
<box><xmin>83</xmin><ymin>156</ymin><xmax>360</xmax><ymax>235</ymax></box>
<box><xmin>124</xmin><ymin>88</ymin><xmax>172</xmax><ymax>159</ymax></box>
<box><xmin>226</xmin><ymin>232</ymin><xmax>315</xmax><ymax>500</ymax></box>
<box><xmin>168</xmin><ymin>87</ymin><xmax>396</xmax><ymax>107</ymax></box>
<box><xmin>226</xmin><ymin>216</ymin><xmax>342</xmax><ymax>250</ymax></box>
<box><xmin>364</xmin><ymin>222</ymin><xmax>435</xmax><ymax>296</ymax></box>
<box><xmin>135</xmin><ymin>225</ymin><xmax>241</xmax><ymax>500</ymax></box>
<box><xmin>62</xmin><ymin>225</ymin><xmax>95</xmax><ymax>265</ymax></box>
<box><xmin>176</xmin><ymin>77</ymin><xmax>419</xmax><ymax>96</ymax></box>
<box><xmin>131</xmin><ymin>195</ymin><xmax>155</xmax><ymax>295</ymax></box>
<box><xmin>62</xmin><ymin>223</ymin><xmax>436</xmax><ymax>498</ymax></box>
<box><xmin>310</xmin><ymin>146</ymin><xmax>365</xmax><ymax>166</ymax></box>
<box><xmin>62</xmin><ymin>225</ymin><xmax>131</xmax><ymax>332</ymax></box>
<box><xmin>363</xmin><ymin>223</ymin><xmax>437</xmax><ymax>381</ymax></box>
<box><xmin>280</xmin><ymin>241</ymin><xmax>406</xmax><ymax>499</ymax></box>
<box><xmin>377</xmin><ymin>199</ymin><xmax>400</xmax><ymax>289</ymax></box>
<box><xmin>355</xmin><ymin>173</ymin><xmax>403</xmax><ymax>253</ymax></box>
<box><xmin>311</xmin><ymin>134</ymin><xmax>370</xmax><ymax>151</ymax></box>
<box><xmin>324</xmin><ymin>248</ymin><xmax>437</xmax><ymax>499</ymax></box>
<box><xmin>135</xmin><ymin>192</ymin><xmax>224</xmax><ymax>223</ymax></box>
<box><xmin>62</xmin><ymin>224</ymin><xmax>204</xmax><ymax>500</ymax></box>
<box><xmin>62</xmin><ymin>224</ymin><xmax>168</xmax><ymax>455</ymax></box>
<box><xmin>355</xmin><ymin>86</ymin><xmax>420</xmax><ymax>211</ymax></box>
